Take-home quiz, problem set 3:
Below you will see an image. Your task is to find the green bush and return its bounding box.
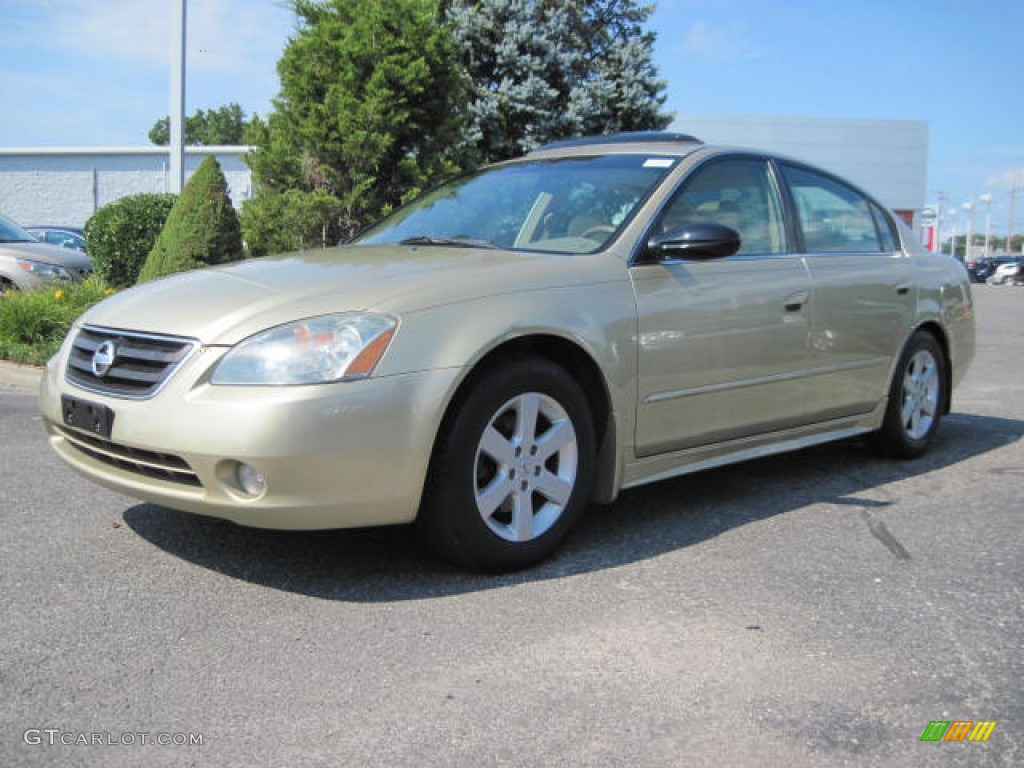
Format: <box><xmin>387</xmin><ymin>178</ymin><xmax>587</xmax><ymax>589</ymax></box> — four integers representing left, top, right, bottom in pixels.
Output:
<box><xmin>0</xmin><ymin>278</ymin><xmax>113</xmax><ymax>364</ymax></box>
<box><xmin>84</xmin><ymin>193</ymin><xmax>177</xmax><ymax>288</ymax></box>
<box><xmin>240</xmin><ymin>188</ymin><xmax>344</xmax><ymax>257</ymax></box>
<box><xmin>138</xmin><ymin>156</ymin><xmax>243</xmax><ymax>282</ymax></box>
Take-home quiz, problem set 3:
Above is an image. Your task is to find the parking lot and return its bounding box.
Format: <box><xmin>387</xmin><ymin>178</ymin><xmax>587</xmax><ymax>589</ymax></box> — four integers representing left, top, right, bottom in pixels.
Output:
<box><xmin>2</xmin><ymin>285</ymin><xmax>1021</xmax><ymax>767</ymax></box>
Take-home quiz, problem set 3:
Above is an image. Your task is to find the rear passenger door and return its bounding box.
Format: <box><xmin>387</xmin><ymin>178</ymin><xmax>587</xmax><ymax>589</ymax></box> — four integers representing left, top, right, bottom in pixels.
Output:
<box><xmin>778</xmin><ymin>163</ymin><xmax>915</xmax><ymax>423</ymax></box>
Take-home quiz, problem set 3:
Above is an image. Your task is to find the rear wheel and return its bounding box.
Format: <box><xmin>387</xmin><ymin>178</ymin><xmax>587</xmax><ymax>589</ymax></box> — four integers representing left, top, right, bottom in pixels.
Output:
<box><xmin>868</xmin><ymin>331</ymin><xmax>946</xmax><ymax>459</ymax></box>
<box><xmin>417</xmin><ymin>357</ymin><xmax>595</xmax><ymax>571</ymax></box>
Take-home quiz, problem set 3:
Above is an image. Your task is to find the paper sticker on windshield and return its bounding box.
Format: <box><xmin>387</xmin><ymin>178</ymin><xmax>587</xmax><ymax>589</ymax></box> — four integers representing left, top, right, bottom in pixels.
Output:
<box><xmin>643</xmin><ymin>158</ymin><xmax>675</xmax><ymax>168</ymax></box>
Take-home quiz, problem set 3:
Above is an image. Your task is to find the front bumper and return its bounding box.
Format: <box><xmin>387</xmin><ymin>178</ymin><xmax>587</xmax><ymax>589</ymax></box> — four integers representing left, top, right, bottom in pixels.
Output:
<box><xmin>39</xmin><ymin>345</ymin><xmax>460</xmax><ymax>530</ymax></box>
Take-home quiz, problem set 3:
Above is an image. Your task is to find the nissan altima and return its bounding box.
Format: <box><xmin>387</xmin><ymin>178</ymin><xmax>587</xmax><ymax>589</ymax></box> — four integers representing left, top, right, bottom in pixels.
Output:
<box><xmin>39</xmin><ymin>132</ymin><xmax>975</xmax><ymax>570</ymax></box>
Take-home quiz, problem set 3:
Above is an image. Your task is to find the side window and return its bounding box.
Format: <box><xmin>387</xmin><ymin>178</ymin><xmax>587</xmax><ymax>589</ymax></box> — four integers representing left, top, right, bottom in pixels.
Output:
<box><xmin>781</xmin><ymin>165</ymin><xmax>883</xmax><ymax>253</ymax></box>
<box><xmin>656</xmin><ymin>157</ymin><xmax>786</xmax><ymax>255</ymax></box>
<box><xmin>870</xmin><ymin>202</ymin><xmax>900</xmax><ymax>252</ymax></box>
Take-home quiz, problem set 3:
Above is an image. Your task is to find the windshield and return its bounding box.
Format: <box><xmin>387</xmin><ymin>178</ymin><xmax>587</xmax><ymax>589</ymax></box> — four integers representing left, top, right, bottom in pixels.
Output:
<box><xmin>0</xmin><ymin>215</ymin><xmax>38</xmax><ymax>244</ymax></box>
<box><xmin>353</xmin><ymin>155</ymin><xmax>678</xmax><ymax>254</ymax></box>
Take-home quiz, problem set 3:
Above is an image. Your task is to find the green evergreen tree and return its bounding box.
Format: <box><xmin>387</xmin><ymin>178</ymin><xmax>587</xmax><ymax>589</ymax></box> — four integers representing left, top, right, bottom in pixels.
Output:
<box><xmin>241</xmin><ymin>0</ymin><xmax>470</xmax><ymax>255</ymax></box>
<box><xmin>149</xmin><ymin>103</ymin><xmax>249</xmax><ymax>146</ymax></box>
<box><xmin>445</xmin><ymin>0</ymin><xmax>672</xmax><ymax>160</ymax></box>
<box><xmin>138</xmin><ymin>156</ymin><xmax>243</xmax><ymax>283</ymax></box>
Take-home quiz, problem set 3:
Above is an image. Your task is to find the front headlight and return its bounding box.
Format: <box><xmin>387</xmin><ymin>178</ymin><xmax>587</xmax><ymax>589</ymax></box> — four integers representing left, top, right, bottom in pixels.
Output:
<box><xmin>210</xmin><ymin>313</ymin><xmax>397</xmax><ymax>385</ymax></box>
<box><xmin>16</xmin><ymin>258</ymin><xmax>71</xmax><ymax>281</ymax></box>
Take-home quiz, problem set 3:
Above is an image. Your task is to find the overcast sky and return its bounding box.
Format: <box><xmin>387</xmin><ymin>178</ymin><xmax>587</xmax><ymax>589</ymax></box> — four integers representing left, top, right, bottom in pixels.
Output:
<box><xmin>2</xmin><ymin>0</ymin><xmax>1022</xmax><ymax>229</ymax></box>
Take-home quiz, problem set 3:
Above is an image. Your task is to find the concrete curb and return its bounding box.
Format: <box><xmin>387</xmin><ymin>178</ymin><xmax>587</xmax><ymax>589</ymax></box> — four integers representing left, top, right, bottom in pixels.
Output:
<box><xmin>0</xmin><ymin>360</ymin><xmax>43</xmax><ymax>392</ymax></box>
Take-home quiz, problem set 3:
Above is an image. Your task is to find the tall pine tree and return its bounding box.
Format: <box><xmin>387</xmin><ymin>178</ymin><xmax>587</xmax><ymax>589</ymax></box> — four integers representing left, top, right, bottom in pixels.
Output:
<box><xmin>242</xmin><ymin>0</ymin><xmax>469</xmax><ymax>254</ymax></box>
<box><xmin>445</xmin><ymin>0</ymin><xmax>672</xmax><ymax>161</ymax></box>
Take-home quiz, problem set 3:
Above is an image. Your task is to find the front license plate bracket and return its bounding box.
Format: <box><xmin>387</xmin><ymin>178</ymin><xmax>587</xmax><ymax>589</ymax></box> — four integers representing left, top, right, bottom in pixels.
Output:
<box><xmin>61</xmin><ymin>395</ymin><xmax>115</xmax><ymax>439</ymax></box>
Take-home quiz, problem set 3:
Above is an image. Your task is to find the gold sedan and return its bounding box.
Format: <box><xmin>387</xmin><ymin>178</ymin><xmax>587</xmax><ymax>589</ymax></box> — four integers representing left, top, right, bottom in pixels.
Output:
<box><xmin>39</xmin><ymin>133</ymin><xmax>975</xmax><ymax>570</ymax></box>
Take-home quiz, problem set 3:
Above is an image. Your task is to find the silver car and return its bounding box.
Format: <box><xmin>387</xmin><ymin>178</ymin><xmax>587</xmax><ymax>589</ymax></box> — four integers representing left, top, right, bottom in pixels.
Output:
<box><xmin>25</xmin><ymin>225</ymin><xmax>88</xmax><ymax>253</ymax></box>
<box><xmin>39</xmin><ymin>133</ymin><xmax>975</xmax><ymax>570</ymax></box>
<box><xmin>1</xmin><ymin>214</ymin><xmax>92</xmax><ymax>293</ymax></box>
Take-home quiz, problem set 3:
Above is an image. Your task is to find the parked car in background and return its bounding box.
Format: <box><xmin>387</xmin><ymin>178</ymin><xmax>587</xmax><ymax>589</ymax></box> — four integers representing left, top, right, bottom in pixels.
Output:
<box><xmin>38</xmin><ymin>132</ymin><xmax>975</xmax><ymax>570</ymax></box>
<box><xmin>966</xmin><ymin>257</ymin><xmax>991</xmax><ymax>283</ymax></box>
<box><xmin>970</xmin><ymin>256</ymin><xmax>1012</xmax><ymax>283</ymax></box>
<box><xmin>26</xmin><ymin>225</ymin><xmax>87</xmax><ymax>253</ymax></box>
<box><xmin>988</xmin><ymin>257</ymin><xmax>1024</xmax><ymax>285</ymax></box>
<box><xmin>0</xmin><ymin>214</ymin><xmax>93</xmax><ymax>293</ymax></box>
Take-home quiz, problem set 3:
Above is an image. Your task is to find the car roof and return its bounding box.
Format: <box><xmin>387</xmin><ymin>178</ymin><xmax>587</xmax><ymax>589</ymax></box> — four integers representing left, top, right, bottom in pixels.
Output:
<box><xmin>526</xmin><ymin>131</ymin><xmax>706</xmax><ymax>159</ymax></box>
<box><xmin>523</xmin><ymin>132</ymin><xmax>813</xmax><ymax>169</ymax></box>
<box><xmin>27</xmin><ymin>225</ymin><xmax>84</xmax><ymax>233</ymax></box>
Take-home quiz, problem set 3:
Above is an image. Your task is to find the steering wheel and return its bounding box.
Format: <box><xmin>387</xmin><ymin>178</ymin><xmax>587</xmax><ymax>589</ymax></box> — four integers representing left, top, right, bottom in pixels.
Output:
<box><xmin>580</xmin><ymin>225</ymin><xmax>616</xmax><ymax>241</ymax></box>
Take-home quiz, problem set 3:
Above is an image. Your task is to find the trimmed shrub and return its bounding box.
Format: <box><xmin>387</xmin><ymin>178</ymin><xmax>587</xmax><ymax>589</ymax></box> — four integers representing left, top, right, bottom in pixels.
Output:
<box><xmin>84</xmin><ymin>193</ymin><xmax>177</xmax><ymax>288</ymax></box>
<box><xmin>138</xmin><ymin>156</ymin><xmax>243</xmax><ymax>283</ymax></box>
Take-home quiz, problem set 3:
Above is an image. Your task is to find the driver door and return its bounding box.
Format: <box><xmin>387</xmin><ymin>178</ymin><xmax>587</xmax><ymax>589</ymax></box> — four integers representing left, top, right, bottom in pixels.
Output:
<box><xmin>631</xmin><ymin>156</ymin><xmax>813</xmax><ymax>457</ymax></box>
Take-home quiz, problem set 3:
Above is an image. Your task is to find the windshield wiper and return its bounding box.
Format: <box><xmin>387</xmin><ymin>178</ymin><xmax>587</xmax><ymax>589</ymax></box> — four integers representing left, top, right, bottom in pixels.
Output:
<box><xmin>398</xmin><ymin>235</ymin><xmax>498</xmax><ymax>249</ymax></box>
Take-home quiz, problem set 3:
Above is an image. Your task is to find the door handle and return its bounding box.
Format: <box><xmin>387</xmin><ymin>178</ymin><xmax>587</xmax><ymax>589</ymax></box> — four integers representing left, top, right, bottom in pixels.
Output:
<box><xmin>896</xmin><ymin>283</ymin><xmax>912</xmax><ymax>295</ymax></box>
<box><xmin>784</xmin><ymin>290</ymin><xmax>810</xmax><ymax>312</ymax></box>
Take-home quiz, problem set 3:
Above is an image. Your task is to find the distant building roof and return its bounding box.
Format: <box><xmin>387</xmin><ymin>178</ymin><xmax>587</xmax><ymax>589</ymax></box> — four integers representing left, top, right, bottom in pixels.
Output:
<box><xmin>0</xmin><ymin>145</ymin><xmax>254</xmax><ymax>156</ymax></box>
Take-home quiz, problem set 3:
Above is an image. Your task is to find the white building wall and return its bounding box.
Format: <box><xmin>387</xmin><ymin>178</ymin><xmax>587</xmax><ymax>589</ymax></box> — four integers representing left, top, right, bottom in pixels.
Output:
<box><xmin>672</xmin><ymin>115</ymin><xmax>928</xmax><ymax>214</ymax></box>
<box><xmin>0</xmin><ymin>147</ymin><xmax>253</xmax><ymax>228</ymax></box>
<box><xmin>2</xmin><ymin>121</ymin><xmax>928</xmax><ymax>227</ymax></box>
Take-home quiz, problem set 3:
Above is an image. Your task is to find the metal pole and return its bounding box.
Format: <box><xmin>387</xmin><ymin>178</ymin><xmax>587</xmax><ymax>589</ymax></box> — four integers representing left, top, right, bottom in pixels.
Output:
<box><xmin>985</xmin><ymin>210</ymin><xmax>991</xmax><ymax>256</ymax></box>
<box><xmin>1009</xmin><ymin>173</ymin><xmax>1019</xmax><ymax>255</ymax></box>
<box><xmin>962</xmin><ymin>201</ymin><xmax>974</xmax><ymax>261</ymax></box>
<box><xmin>169</xmin><ymin>0</ymin><xmax>186</xmax><ymax>194</ymax></box>
<box><xmin>979</xmin><ymin>193</ymin><xmax>992</xmax><ymax>257</ymax></box>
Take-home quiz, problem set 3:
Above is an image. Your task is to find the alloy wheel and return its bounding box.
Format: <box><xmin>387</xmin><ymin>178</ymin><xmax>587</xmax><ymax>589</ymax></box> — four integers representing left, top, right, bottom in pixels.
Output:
<box><xmin>473</xmin><ymin>392</ymin><xmax>579</xmax><ymax>542</ymax></box>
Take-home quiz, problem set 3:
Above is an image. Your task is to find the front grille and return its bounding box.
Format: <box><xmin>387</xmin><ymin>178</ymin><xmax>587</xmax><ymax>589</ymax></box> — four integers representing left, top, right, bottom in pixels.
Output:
<box><xmin>66</xmin><ymin>325</ymin><xmax>197</xmax><ymax>399</ymax></box>
<box><xmin>57</xmin><ymin>426</ymin><xmax>202</xmax><ymax>487</ymax></box>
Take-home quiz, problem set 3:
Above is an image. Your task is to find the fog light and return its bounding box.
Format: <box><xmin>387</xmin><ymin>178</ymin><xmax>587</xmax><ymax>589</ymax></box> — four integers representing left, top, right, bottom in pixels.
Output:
<box><xmin>236</xmin><ymin>463</ymin><xmax>266</xmax><ymax>497</ymax></box>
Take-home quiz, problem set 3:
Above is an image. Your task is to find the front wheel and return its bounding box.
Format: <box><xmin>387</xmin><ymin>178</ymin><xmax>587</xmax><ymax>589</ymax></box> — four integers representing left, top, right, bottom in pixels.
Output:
<box><xmin>417</xmin><ymin>357</ymin><xmax>596</xmax><ymax>571</ymax></box>
<box><xmin>867</xmin><ymin>331</ymin><xmax>946</xmax><ymax>459</ymax></box>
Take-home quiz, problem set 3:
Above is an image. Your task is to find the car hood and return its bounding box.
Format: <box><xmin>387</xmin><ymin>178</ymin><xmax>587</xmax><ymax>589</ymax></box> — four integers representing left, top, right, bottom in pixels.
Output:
<box><xmin>79</xmin><ymin>244</ymin><xmax>616</xmax><ymax>345</ymax></box>
<box><xmin>0</xmin><ymin>241</ymin><xmax>93</xmax><ymax>271</ymax></box>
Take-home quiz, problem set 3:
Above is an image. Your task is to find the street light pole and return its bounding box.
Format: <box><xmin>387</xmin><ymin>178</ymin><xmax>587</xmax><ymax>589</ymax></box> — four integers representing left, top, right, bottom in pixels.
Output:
<box><xmin>962</xmin><ymin>201</ymin><xmax>974</xmax><ymax>261</ymax></box>
<box><xmin>945</xmin><ymin>209</ymin><xmax>958</xmax><ymax>260</ymax></box>
<box><xmin>169</xmin><ymin>0</ymin><xmax>186</xmax><ymax>194</ymax></box>
<box><xmin>980</xmin><ymin>193</ymin><xmax>993</xmax><ymax>257</ymax></box>
<box><xmin>934</xmin><ymin>190</ymin><xmax>946</xmax><ymax>254</ymax></box>
<box><xmin>1009</xmin><ymin>172</ymin><xmax>1021</xmax><ymax>255</ymax></box>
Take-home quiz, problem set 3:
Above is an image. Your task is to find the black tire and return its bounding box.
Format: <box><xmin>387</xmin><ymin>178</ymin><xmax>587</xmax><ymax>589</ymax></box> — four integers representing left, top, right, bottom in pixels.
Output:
<box><xmin>867</xmin><ymin>330</ymin><xmax>946</xmax><ymax>459</ymax></box>
<box><xmin>417</xmin><ymin>357</ymin><xmax>596</xmax><ymax>571</ymax></box>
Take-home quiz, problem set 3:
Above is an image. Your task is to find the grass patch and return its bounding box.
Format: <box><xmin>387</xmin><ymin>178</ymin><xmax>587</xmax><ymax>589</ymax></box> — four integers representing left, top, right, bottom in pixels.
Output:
<box><xmin>0</xmin><ymin>278</ymin><xmax>113</xmax><ymax>365</ymax></box>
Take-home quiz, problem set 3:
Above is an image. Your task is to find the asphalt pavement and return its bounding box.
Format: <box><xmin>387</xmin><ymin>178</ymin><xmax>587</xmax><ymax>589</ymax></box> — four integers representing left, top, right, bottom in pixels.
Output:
<box><xmin>1</xmin><ymin>285</ymin><xmax>1021</xmax><ymax>767</ymax></box>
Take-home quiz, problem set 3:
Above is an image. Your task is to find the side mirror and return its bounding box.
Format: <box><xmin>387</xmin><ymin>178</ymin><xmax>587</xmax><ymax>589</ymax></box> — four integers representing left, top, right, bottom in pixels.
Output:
<box><xmin>645</xmin><ymin>222</ymin><xmax>741</xmax><ymax>261</ymax></box>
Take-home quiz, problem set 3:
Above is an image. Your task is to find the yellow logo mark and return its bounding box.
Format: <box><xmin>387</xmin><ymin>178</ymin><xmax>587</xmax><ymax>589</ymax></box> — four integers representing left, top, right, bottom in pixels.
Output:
<box><xmin>968</xmin><ymin>721</ymin><xmax>997</xmax><ymax>742</ymax></box>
